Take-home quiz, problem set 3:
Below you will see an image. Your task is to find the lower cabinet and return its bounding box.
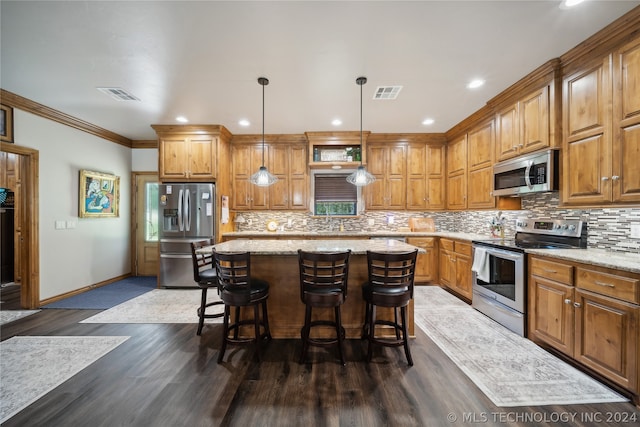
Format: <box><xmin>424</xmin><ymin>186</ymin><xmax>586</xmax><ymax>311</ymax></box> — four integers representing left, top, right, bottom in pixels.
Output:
<box><xmin>407</xmin><ymin>237</ymin><xmax>437</xmax><ymax>284</ymax></box>
<box><xmin>529</xmin><ymin>255</ymin><xmax>639</xmax><ymax>400</ymax></box>
<box><xmin>438</xmin><ymin>238</ymin><xmax>472</xmax><ymax>300</ymax></box>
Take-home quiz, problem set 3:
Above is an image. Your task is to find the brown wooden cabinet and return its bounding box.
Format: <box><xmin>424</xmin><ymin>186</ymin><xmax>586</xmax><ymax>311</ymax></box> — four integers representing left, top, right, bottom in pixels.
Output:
<box><xmin>407</xmin><ymin>143</ymin><xmax>445</xmax><ymax>210</ymax></box>
<box><xmin>446</xmin><ymin>136</ymin><xmax>467</xmax><ymax>210</ymax></box>
<box><xmin>407</xmin><ymin>237</ymin><xmax>437</xmax><ymax>284</ymax></box>
<box><xmin>231</xmin><ymin>143</ymin><xmax>269</xmax><ymax>210</ymax></box>
<box><xmin>152</xmin><ymin>125</ymin><xmax>230</xmax><ymax>182</ymax></box>
<box><xmin>496</xmin><ymin>85</ymin><xmax>551</xmax><ymax>162</ymax></box>
<box><xmin>529</xmin><ymin>255</ymin><xmax>639</xmax><ymax>398</ymax></box>
<box><xmin>439</xmin><ymin>238</ymin><xmax>472</xmax><ymax>301</ymax></box>
<box><xmin>467</xmin><ymin>120</ymin><xmax>495</xmax><ymax>209</ymax></box>
<box><xmin>365</xmin><ymin>143</ymin><xmax>406</xmax><ymax>210</ymax></box>
<box><xmin>563</xmin><ymin>36</ymin><xmax>640</xmax><ymax>205</ymax></box>
<box><xmin>268</xmin><ymin>143</ymin><xmax>308</xmax><ymax>210</ymax></box>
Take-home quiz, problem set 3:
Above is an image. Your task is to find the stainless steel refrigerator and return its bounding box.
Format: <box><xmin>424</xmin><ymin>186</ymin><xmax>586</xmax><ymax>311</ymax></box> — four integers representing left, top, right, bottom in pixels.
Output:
<box><xmin>159</xmin><ymin>183</ymin><xmax>215</xmax><ymax>288</ymax></box>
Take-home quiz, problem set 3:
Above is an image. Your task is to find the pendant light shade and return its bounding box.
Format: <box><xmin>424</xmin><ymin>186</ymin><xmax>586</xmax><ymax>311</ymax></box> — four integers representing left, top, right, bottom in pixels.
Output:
<box><xmin>347</xmin><ymin>76</ymin><xmax>375</xmax><ymax>187</ymax></box>
<box><xmin>250</xmin><ymin>77</ymin><xmax>278</xmax><ymax>187</ymax></box>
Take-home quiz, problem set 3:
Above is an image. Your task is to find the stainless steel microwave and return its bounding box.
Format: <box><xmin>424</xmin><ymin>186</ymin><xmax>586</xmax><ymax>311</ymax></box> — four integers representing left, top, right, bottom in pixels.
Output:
<box><xmin>493</xmin><ymin>149</ymin><xmax>559</xmax><ymax>196</ymax></box>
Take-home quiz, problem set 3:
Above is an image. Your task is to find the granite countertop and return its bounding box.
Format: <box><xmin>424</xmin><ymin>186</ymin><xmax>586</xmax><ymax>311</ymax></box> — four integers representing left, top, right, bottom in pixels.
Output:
<box><xmin>206</xmin><ymin>238</ymin><xmax>426</xmax><ymax>255</ymax></box>
<box><xmin>223</xmin><ymin>230</ymin><xmax>489</xmax><ymax>241</ymax></box>
<box><xmin>524</xmin><ymin>248</ymin><xmax>640</xmax><ymax>274</ymax></box>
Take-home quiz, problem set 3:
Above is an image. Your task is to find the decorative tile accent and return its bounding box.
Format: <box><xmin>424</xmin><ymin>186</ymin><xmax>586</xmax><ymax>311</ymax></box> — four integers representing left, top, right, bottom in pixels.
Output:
<box><xmin>233</xmin><ymin>193</ymin><xmax>640</xmax><ymax>254</ymax></box>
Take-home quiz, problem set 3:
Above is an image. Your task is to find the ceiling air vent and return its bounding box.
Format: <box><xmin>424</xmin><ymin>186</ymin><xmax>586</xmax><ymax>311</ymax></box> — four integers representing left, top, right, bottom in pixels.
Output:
<box><xmin>373</xmin><ymin>86</ymin><xmax>402</xmax><ymax>100</ymax></box>
<box><xmin>97</xmin><ymin>87</ymin><xmax>140</xmax><ymax>101</ymax></box>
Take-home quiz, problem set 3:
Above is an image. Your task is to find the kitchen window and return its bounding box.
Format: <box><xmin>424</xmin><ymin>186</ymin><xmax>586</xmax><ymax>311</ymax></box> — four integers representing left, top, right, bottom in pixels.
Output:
<box><xmin>311</xmin><ymin>171</ymin><xmax>362</xmax><ymax>216</ymax></box>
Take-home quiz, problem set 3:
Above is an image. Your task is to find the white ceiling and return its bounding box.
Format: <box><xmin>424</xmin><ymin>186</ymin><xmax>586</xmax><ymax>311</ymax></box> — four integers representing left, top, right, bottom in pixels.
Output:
<box><xmin>1</xmin><ymin>1</ymin><xmax>639</xmax><ymax>141</ymax></box>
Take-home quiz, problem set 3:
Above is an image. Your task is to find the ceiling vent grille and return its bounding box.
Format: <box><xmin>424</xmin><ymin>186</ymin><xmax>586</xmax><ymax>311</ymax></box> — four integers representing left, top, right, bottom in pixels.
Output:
<box><xmin>97</xmin><ymin>87</ymin><xmax>140</xmax><ymax>101</ymax></box>
<box><xmin>373</xmin><ymin>85</ymin><xmax>402</xmax><ymax>100</ymax></box>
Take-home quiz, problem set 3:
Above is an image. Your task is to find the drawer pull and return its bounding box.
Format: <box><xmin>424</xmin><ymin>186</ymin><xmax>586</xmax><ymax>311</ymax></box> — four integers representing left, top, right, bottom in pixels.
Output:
<box><xmin>594</xmin><ymin>281</ymin><xmax>615</xmax><ymax>288</ymax></box>
<box><xmin>573</xmin><ymin>302</ymin><xmax>581</xmax><ymax>308</ymax></box>
<box><xmin>543</xmin><ymin>268</ymin><xmax>557</xmax><ymax>273</ymax></box>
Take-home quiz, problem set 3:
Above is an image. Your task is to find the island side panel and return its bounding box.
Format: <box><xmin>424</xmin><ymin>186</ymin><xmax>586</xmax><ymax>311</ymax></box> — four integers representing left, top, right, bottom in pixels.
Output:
<box><xmin>251</xmin><ymin>253</ymin><xmax>414</xmax><ymax>339</ymax></box>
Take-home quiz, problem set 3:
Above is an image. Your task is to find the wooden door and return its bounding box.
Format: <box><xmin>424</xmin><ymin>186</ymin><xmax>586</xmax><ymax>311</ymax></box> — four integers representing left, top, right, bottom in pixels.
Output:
<box><xmin>467</xmin><ymin>167</ymin><xmax>494</xmax><ymax>209</ymax></box>
<box><xmin>134</xmin><ymin>173</ymin><xmax>159</xmax><ymax>276</ymax></box>
<box><xmin>446</xmin><ymin>136</ymin><xmax>467</xmax><ymax>210</ymax></box>
<box><xmin>612</xmin><ymin>37</ymin><xmax>640</xmax><ymax>203</ymax></box>
<box><xmin>467</xmin><ymin>120</ymin><xmax>494</xmax><ymax>170</ymax></box>
<box><xmin>426</xmin><ymin>145</ymin><xmax>445</xmax><ymax>210</ymax></box>
<box><xmin>365</xmin><ymin>145</ymin><xmax>387</xmax><ymax>209</ymax></box>
<box><xmin>574</xmin><ymin>289</ymin><xmax>638</xmax><ymax>391</ymax></box>
<box><xmin>439</xmin><ymin>250</ymin><xmax>454</xmax><ymax>288</ymax></box>
<box><xmin>520</xmin><ymin>86</ymin><xmax>550</xmax><ymax>154</ymax></box>
<box><xmin>188</xmin><ymin>135</ymin><xmax>217</xmax><ymax>179</ymax></box>
<box><xmin>496</xmin><ymin>103</ymin><xmax>519</xmax><ymax>161</ymax></box>
<box><xmin>268</xmin><ymin>144</ymin><xmax>289</xmax><ymax>209</ymax></box>
<box><xmin>289</xmin><ymin>144</ymin><xmax>308</xmax><ymax>210</ymax></box>
<box><xmin>562</xmin><ymin>57</ymin><xmax>612</xmax><ymax>204</ymax></box>
<box><xmin>408</xmin><ymin>237</ymin><xmax>436</xmax><ymax>283</ymax></box>
<box><xmin>528</xmin><ymin>275</ymin><xmax>574</xmax><ymax>356</ymax></box>
<box><xmin>406</xmin><ymin>143</ymin><xmax>427</xmax><ymax>210</ymax></box>
<box><xmin>387</xmin><ymin>145</ymin><xmax>406</xmax><ymax>209</ymax></box>
<box><xmin>159</xmin><ymin>136</ymin><xmax>189</xmax><ymax>180</ymax></box>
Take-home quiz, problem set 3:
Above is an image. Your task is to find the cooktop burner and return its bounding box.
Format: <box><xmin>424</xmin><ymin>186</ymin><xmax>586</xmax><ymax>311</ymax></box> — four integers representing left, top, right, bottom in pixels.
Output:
<box><xmin>472</xmin><ymin>217</ymin><xmax>588</xmax><ymax>252</ymax></box>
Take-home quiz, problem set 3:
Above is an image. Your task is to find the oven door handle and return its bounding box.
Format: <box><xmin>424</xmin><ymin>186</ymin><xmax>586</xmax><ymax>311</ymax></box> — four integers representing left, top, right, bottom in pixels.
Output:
<box><xmin>473</xmin><ymin>245</ymin><xmax>523</xmax><ymax>261</ymax></box>
<box><xmin>524</xmin><ymin>160</ymin><xmax>534</xmax><ymax>188</ymax></box>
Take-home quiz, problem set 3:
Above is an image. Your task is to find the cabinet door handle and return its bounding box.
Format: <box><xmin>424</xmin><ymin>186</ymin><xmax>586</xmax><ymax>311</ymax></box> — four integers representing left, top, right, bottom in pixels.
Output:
<box><xmin>543</xmin><ymin>268</ymin><xmax>557</xmax><ymax>273</ymax></box>
<box><xmin>564</xmin><ymin>298</ymin><xmax>572</xmax><ymax>305</ymax></box>
<box><xmin>612</xmin><ymin>175</ymin><xmax>620</xmax><ymax>181</ymax></box>
<box><xmin>595</xmin><ymin>280</ymin><xmax>615</xmax><ymax>288</ymax></box>
<box><xmin>601</xmin><ymin>176</ymin><xmax>609</xmax><ymax>181</ymax></box>
<box><xmin>573</xmin><ymin>302</ymin><xmax>581</xmax><ymax>308</ymax></box>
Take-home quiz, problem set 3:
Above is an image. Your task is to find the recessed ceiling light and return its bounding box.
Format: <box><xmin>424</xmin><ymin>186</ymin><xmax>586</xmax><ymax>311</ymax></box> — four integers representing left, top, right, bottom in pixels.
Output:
<box><xmin>422</xmin><ymin>118</ymin><xmax>435</xmax><ymax>126</ymax></box>
<box><xmin>560</xmin><ymin>0</ymin><xmax>585</xmax><ymax>9</ymax></box>
<box><xmin>331</xmin><ymin>119</ymin><xmax>342</xmax><ymax>126</ymax></box>
<box><xmin>239</xmin><ymin>119</ymin><xmax>250</xmax><ymax>127</ymax></box>
<box><xmin>175</xmin><ymin>116</ymin><xmax>188</xmax><ymax>123</ymax></box>
<box><xmin>467</xmin><ymin>79</ymin><xmax>485</xmax><ymax>89</ymax></box>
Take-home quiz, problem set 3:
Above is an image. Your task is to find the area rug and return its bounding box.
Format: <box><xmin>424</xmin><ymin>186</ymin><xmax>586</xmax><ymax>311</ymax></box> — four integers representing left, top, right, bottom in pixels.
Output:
<box><xmin>0</xmin><ymin>310</ymin><xmax>40</xmax><ymax>326</ymax></box>
<box><xmin>0</xmin><ymin>335</ymin><xmax>130</xmax><ymax>423</ymax></box>
<box><xmin>413</xmin><ymin>286</ymin><xmax>628</xmax><ymax>407</ymax></box>
<box><xmin>41</xmin><ymin>276</ymin><xmax>157</xmax><ymax>309</ymax></box>
<box><xmin>80</xmin><ymin>289</ymin><xmax>224</xmax><ymax>324</ymax></box>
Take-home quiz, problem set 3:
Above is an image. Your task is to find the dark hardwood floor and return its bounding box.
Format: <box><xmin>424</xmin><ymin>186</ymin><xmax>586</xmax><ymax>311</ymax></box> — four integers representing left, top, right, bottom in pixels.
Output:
<box><xmin>1</xmin><ymin>300</ymin><xmax>639</xmax><ymax>426</ymax></box>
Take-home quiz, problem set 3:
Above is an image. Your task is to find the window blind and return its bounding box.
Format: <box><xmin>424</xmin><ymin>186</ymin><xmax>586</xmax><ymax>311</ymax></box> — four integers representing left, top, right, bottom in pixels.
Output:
<box><xmin>314</xmin><ymin>174</ymin><xmax>357</xmax><ymax>202</ymax></box>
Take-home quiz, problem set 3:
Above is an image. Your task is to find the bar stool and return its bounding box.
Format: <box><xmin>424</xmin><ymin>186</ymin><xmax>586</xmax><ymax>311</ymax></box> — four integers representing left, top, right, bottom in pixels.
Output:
<box><xmin>362</xmin><ymin>250</ymin><xmax>418</xmax><ymax>366</ymax></box>
<box><xmin>297</xmin><ymin>249</ymin><xmax>351</xmax><ymax>365</ymax></box>
<box><xmin>213</xmin><ymin>250</ymin><xmax>271</xmax><ymax>363</ymax></box>
<box><xmin>190</xmin><ymin>239</ymin><xmax>224</xmax><ymax>336</ymax></box>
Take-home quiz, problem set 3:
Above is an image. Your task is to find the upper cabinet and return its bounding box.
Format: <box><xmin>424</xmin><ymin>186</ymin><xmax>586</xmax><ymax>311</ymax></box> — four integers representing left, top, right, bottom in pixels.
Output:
<box><xmin>407</xmin><ymin>142</ymin><xmax>445</xmax><ymax>210</ymax></box>
<box><xmin>365</xmin><ymin>142</ymin><xmax>406</xmax><ymax>210</ymax></box>
<box><xmin>446</xmin><ymin>134</ymin><xmax>467</xmax><ymax>210</ymax></box>
<box><xmin>467</xmin><ymin>119</ymin><xmax>496</xmax><ymax>209</ymax></box>
<box><xmin>152</xmin><ymin>125</ymin><xmax>231</xmax><ymax>182</ymax></box>
<box><xmin>562</xmin><ymin>35</ymin><xmax>640</xmax><ymax>205</ymax></box>
<box><xmin>492</xmin><ymin>60</ymin><xmax>561</xmax><ymax>163</ymax></box>
<box><xmin>231</xmin><ymin>135</ymin><xmax>308</xmax><ymax>211</ymax></box>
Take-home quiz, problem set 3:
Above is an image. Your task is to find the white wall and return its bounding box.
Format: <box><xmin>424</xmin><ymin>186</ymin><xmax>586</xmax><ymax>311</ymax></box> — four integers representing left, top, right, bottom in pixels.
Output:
<box><xmin>132</xmin><ymin>148</ymin><xmax>157</xmax><ymax>172</ymax></box>
<box><xmin>14</xmin><ymin>110</ymin><xmax>132</xmax><ymax>300</ymax></box>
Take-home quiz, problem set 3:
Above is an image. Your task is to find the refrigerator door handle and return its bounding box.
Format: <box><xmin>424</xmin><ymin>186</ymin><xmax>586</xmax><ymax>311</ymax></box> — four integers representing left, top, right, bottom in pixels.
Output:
<box><xmin>178</xmin><ymin>189</ymin><xmax>184</xmax><ymax>231</ymax></box>
<box><xmin>185</xmin><ymin>189</ymin><xmax>191</xmax><ymax>232</ymax></box>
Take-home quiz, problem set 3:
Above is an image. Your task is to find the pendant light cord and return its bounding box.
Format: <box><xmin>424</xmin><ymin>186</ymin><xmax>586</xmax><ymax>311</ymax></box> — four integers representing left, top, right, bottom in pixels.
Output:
<box><xmin>262</xmin><ymin>80</ymin><xmax>265</xmax><ymax>166</ymax></box>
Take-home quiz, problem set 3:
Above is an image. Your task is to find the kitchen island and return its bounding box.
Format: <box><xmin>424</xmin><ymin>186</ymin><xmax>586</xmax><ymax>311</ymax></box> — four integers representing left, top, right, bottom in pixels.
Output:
<box><xmin>202</xmin><ymin>239</ymin><xmax>424</xmax><ymax>339</ymax></box>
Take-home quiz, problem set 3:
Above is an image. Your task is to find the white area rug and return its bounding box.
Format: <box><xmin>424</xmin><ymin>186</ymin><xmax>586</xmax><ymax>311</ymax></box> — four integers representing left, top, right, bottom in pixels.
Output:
<box><xmin>80</xmin><ymin>289</ymin><xmax>224</xmax><ymax>324</ymax></box>
<box><xmin>413</xmin><ymin>286</ymin><xmax>628</xmax><ymax>407</ymax></box>
<box><xmin>0</xmin><ymin>310</ymin><xmax>40</xmax><ymax>326</ymax></box>
<box><xmin>0</xmin><ymin>336</ymin><xmax>129</xmax><ymax>423</ymax></box>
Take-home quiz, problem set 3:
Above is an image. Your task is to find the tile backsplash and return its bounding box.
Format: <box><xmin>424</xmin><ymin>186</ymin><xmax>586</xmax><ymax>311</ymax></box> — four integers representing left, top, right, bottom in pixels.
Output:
<box><xmin>233</xmin><ymin>192</ymin><xmax>640</xmax><ymax>254</ymax></box>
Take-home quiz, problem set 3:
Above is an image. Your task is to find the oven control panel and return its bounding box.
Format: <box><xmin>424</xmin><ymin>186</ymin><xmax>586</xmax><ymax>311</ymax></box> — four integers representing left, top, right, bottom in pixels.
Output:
<box><xmin>515</xmin><ymin>218</ymin><xmax>584</xmax><ymax>237</ymax></box>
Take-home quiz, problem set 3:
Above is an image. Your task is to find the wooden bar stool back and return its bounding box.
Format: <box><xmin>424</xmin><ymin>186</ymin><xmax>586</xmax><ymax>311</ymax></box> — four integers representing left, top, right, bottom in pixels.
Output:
<box><xmin>297</xmin><ymin>249</ymin><xmax>351</xmax><ymax>365</ymax></box>
<box><xmin>213</xmin><ymin>250</ymin><xmax>272</xmax><ymax>363</ymax></box>
<box><xmin>363</xmin><ymin>250</ymin><xmax>418</xmax><ymax>366</ymax></box>
<box><xmin>190</xmin><ymin>239</ymin><xmax>223</xmax><ymax>336</ymax></box>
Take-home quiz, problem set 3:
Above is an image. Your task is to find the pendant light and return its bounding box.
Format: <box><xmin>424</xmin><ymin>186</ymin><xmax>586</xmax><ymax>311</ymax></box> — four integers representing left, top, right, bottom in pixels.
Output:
<box><xmin>250</xmin><ymin>77</ymin><xmax>278</xmax><ymax>187</ymax></box>
<box><xmin>347</xmin><ymin>76</ymin><xmax>376</xmax><ymax>187</ymax></box>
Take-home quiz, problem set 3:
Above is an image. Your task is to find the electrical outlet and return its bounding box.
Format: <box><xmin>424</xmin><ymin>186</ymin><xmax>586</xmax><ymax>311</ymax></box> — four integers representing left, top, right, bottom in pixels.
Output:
<box><xmin>302</xmin><ymin>219</ymin><xmax>307</xmax><ymax>226</ymax></box>
<box><xmin>631</xmin><ymin>224</ymin><xmax>640</xmax><ymax>239</ymax></box>
<box><xmin>368</xmin><ymin>219</ymin><xmax>375</xmax><ymax>226</ymax></box>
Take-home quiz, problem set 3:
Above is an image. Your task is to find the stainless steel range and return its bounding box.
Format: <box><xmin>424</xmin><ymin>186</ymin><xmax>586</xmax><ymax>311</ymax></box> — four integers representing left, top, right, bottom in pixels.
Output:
<box><xmin>471</xmin><ymin>218</ymin><xmax>587</xmax><ymax>336</ymax></box>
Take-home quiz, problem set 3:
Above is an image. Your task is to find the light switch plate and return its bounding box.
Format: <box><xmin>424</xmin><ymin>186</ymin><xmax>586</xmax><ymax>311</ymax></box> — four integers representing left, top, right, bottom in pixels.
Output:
<box><xmin>66</xmin><ymin>220</ymin><xmax>77</xmax><ymax>229</ymax></box>
<box><xmin>55</xmin><ymin>220</ymin><xmax>66</xmax><ymax>230</ymax></box>
<box><xmin>631</xmin><ymin>224</ymin><xmax>640</xmax><ymax>239</ymax></box>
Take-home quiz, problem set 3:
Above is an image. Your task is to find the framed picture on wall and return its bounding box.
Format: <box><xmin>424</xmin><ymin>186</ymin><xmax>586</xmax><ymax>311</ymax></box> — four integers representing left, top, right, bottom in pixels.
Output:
<box><xmin>0</xmin><ymin>104</ymin><xmax>14</xmax><ymax>143</ymax></box>
<box><xmin>79</xmin><ymin>169</ymin><xmax>120</xmax><ymax>218</ymax></box>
